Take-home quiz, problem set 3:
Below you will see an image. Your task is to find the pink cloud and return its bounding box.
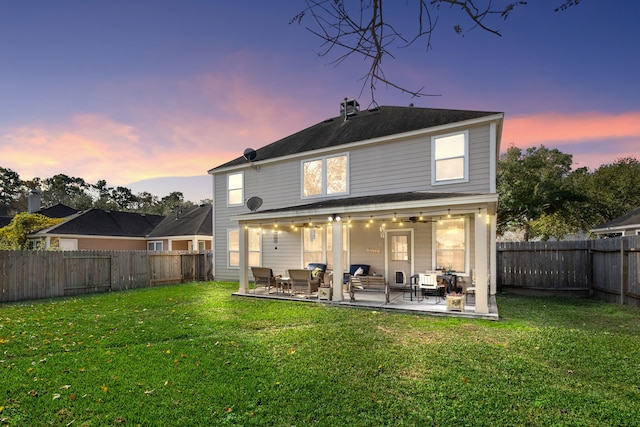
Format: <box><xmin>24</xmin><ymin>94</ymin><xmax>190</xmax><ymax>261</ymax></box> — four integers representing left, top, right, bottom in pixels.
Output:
<box><xmin>502</xmin><ymin>111</ymin><xmax>640</xmax><ymax>169</ymax></box>
<box><xmin>0</xmin><ymin>66</ymin><xmax>322</xmax><ymax>187</ymax></box>
<box><xmin>503</xmin><ymin>111</ymin><xmax>640</xmax><ymax>146</ymax></box>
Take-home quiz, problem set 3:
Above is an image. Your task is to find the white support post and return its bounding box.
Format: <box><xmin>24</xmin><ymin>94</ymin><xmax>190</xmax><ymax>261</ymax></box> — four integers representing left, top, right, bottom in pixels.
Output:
<box><xmin>238</xmin><ymin>225</ymin><xmax>249</xmax><ymax>293</ymax></box>
<box><xmin>474</xmin><ymin>208</ymin><xmax>489</xmax><ymax>314</ymax></box>
<box><xmin>332</xmin><ymin>222</ymin><xmax>344</xmax><ymax>301</ymax></box>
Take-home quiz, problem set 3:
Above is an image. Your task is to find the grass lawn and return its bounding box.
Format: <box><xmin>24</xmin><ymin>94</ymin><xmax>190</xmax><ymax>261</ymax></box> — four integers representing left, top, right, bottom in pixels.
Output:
<box><xmin>1</xmin><ymin>282</ymin><xmax>640</xmax><ymax>426</ymax></box>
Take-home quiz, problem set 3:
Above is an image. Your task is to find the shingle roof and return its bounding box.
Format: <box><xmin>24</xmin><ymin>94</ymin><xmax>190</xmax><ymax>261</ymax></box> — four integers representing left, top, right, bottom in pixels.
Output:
<box><xmin>40</xmin><ymin>209</ymin><xmax>165</xmax><ymax>237</ymax></box>
<box><xmin>36</xmin><ymin>203</ymin><xmax>79</xmax><ymax>218</ymax></box>
<box><xmin>0</xmin><ymin>216</ymin><xmax>11</xmax><ymax>228</ymax></box>
<box><xmin>210</xmin><ymin>105</ymin><xmax>501</xmax><ymax>171</ymax></box>
<box><xmin>592</xmin><ymin>206</ymin><xmax>640</xmax><ymax>231</ymax></box>
<box><xmin>147</xmin><ymin>204</ymin><xmax>212</xmax><ymax>237</ymax></box>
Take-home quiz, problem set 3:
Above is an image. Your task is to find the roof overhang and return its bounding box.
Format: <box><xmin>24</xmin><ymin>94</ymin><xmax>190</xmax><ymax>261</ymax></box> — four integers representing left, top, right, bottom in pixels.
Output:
<box><xmin>231</xmin><ymin>192</ymin><xmax>498</xmax><ymax>225</ymax></box>
<box><xmin>209</xmin><ymin>113</ymin><xmax>504</xmax><ymax>175</ymax></box>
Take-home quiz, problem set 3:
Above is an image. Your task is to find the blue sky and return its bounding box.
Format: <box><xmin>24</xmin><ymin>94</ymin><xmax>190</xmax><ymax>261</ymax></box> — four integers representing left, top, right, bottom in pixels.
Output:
<box><xmin>1</xmin><ymin>1</ymin><xmax>638</xmax><ymax>202</ymax></box>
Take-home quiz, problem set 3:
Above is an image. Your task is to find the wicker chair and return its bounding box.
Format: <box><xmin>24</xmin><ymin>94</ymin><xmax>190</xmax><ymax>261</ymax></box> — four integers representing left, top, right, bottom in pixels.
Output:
<box><xmin>250</xmin><ymin>267</ymin><xmax>279</xmax><ymax>293</ymax></box>
<box><xmin>288</xmin><ymin>269</ymin><xmax>321</xmax><ymax>297</ymax></box>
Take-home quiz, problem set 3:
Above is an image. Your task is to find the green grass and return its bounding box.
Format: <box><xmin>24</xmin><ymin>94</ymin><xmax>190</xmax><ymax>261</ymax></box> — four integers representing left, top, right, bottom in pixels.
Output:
<box><xmin>1</xmin><ymin>283</ymin><xmax>640</xmax><ymax>426</ymax></box>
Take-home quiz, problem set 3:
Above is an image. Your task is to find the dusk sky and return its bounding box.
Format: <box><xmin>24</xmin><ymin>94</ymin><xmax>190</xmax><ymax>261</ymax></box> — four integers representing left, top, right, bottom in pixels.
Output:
<box><xmin>1</xmin><ymin>1</ymin><xmax>638</xmax><ymax>202</ymax></box>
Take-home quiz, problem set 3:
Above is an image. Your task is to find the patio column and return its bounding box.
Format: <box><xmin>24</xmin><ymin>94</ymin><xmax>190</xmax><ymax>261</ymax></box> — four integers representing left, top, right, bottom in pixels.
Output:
<box><xmin>474</xmin><ymin>208</ymin><xmax>489</xmax><ymax>314</ymax></box>
<box><xmin>331</xmin><ymin>222</ymin><xmax>344</xmax><ymax>301</ymax></box>
<box><xmin>238</xmin><ymin>225</ymin><xmax>249</xmax><ymax>293</ymax></box>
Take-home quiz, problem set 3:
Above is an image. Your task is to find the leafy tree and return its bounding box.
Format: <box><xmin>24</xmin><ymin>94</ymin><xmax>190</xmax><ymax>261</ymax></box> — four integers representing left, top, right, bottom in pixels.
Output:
<box><xmin>111</xmin><ymin>186</ymin><xmax>138</xmax><ymax>211</ymax></box>
<box><xmin>497</xmin><ymin>145</ymin><xmax>584</xmax><ymax>241</ymax></box>
<box><xmin>0</xmin><ymin>166</ymin><xmax>23</xmax><ymax>214</ymax></box>
<box><xmin>583</xmin><ymin>157</ymin><xmax>640</xmax><ymax>226</ymax></box>
<box><xmin>0</xmin><ymin>213</ymin><xmax>63</xmax><ymax>250</ymax></box>
<box><xmin>41</xmin><ymin>174</ymin><xmax>92</xmax><ymax>209</ymax></box>
<box><xmin>292</xmin><ymin>0</ymin><xmax>580</xmax><ymax>100</ymax></box>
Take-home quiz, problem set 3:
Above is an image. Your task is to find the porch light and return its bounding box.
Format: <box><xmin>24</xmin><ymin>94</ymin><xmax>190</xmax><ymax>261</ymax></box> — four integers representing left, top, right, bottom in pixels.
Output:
<box><xmin>447</xmin><ymin>209</ymin><xmax>451</xmax><ymax>218</ymax></box>
<box><xmin>328</xmin><ymin>214</ymin><xmax>341</xmax><ymax>222</ymax></box>
<box><xmin>392</xmin><ymin>212</ymin><xmax>397</xmax><ymax>222</ymax></box>
<box><xmin>419</xmin><ymin>212</ymin><xmax>423</xmax><ymax>221</ymax></box>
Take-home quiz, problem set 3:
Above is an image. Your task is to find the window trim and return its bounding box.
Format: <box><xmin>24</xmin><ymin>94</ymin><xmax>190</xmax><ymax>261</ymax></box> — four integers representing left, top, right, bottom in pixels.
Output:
<box><xmin>431</xmin><ymin>130</ymin><xmax>469</xmax><ymax>185</ymax></box>
<box><xmin>301</xmin><ymin>153</ymin><xmax>349</xmax><ymax>199</ymax></box>
<box><xmin>432</xmin><ymin>217</ymin><xmax>468</xmax><ymax>274</ymax></box>
<box><xmin>147</xmin><ymin>241</ymin><xmax>163</xmax><ymax>251</ymax></box>
<box><xmin>227</xmin><ymin>171</ymin><xmax>244</xmax><ymax>207</ymax></box>
<box><xmin>228</xmin><ymin>227</ymin><xmax>262</xmax><ymax>269</ymax></box>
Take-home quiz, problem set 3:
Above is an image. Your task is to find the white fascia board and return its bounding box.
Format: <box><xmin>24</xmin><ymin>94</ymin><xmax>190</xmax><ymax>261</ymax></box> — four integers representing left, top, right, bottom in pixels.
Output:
<box><xmin>230</xmin><ymin>193</ymin><xmax>498</xmax><ymax>223</ymax></box>
<box><xmin>29</xmin><ymin>234</ymin><xmax>148</xmax><ymax>240</ymax></box>
<box><xmin>150</xmin><ymin>235</ymin><xmax>212</xmax><ymax>240</ymax></box>
<box><xmin>591</xmin><ymin>225</ymin><xmax>639</xmax><ymax>234</ymax></box>
<box><xmin>211</xmin><ymin>114</ymin><xmax>505</xmax><ymax>175</ymax></box>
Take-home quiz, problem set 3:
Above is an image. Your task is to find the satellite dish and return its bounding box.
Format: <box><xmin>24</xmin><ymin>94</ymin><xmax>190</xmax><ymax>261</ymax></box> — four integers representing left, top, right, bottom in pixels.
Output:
<box><xmin>246</xmin><ymin>196</ymin><xmax>263</xmax><ymax>212</ymax></box>
<box><xmin>243</xmin><ymin>148</ymin><xmax>257</xmax><ymax>162</ymax></box>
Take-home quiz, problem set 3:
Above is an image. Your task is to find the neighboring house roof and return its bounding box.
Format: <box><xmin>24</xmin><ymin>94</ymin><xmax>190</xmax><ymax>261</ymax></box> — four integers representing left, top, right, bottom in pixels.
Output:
<box><xmin>591</xmin><ymin>206</ymin><xmax>640</xmax><ymax>233</ymax></box>
<box><xmin>35</xmin><ymin>203</ymin><xmax>79</xmax><ymax>218</ymax></box>
<box><xmin>34</xmin><ymin>209</ymin><xmax>165</xmax><ymax>237</ymax></box>
<box><xmin>148</xmin><ymin>204</ymin><xmax>212</xmax><ymax>238</ymax></box>
<box><xmin>209</xmin><ymin>105</ymin><xmax>501</xmax><ymax>171</ymax></box>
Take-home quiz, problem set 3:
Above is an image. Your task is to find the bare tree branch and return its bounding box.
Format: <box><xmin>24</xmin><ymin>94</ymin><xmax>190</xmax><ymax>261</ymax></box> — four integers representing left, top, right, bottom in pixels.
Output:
<box><xmin>291</xmin><ymin>1</ymin><xmax>584</xmax><ymax>104</ymax></box>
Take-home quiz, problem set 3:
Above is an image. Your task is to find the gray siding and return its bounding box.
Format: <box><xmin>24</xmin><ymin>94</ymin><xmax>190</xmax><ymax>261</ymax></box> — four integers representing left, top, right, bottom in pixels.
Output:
<box><xmin>212</xmin><ymin>122</ymin><xmax>494</xmax><ymax>281</ymax></box>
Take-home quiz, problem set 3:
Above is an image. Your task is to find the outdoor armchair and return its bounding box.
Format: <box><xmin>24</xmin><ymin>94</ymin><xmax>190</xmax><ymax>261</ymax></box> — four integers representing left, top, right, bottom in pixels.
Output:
<box><xmin>251</xmin><ymin>267</ymin><xmax>279</xmax><ymax>293</ymax></box>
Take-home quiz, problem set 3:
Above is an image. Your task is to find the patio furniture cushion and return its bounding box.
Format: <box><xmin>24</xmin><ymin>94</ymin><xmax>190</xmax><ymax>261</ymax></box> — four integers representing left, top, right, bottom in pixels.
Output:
<box><xmin>307</xmin><ymin>263</ymin><xmax>327</xmax><ymax>278</ymax></box>
<box><xmin>343</xmin><ymin>264</ymin><xmax>370</xmax><ymax>284</ymax></box>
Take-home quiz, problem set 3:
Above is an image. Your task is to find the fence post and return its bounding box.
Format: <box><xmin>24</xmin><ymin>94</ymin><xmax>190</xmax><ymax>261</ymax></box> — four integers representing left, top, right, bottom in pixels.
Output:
<box><xmin>620</xmin><ymin>238</ymin><xmax>628</xmax><ymax>305</ymax></box>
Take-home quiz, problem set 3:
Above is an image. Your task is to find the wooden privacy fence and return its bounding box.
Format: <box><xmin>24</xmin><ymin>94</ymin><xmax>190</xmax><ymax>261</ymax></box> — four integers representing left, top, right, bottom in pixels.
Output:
<box><xmin>497</xmin><ymin>236</ymin><xmax>640</xmax><ymax>307</ymax></box>
<box><xmin>0</xmin><ymin>250</ymin><xmax>213</xmax><ymax>303</ymax></box>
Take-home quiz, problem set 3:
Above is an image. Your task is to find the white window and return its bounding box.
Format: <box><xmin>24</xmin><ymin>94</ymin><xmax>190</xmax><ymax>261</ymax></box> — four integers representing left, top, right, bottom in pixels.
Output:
<box><xmin>434</xmin><ymin>218</ymin><xmax>466</xmax><ymax>273</ymax></box>
<box><xmin>148</xmin><ymin>241</ymin><xmax>163</xmax><ymax>251</ymax></box>
<box><xmin>303</xmin><ymin>224</ymin><xmax>348</xmax><ymax>269</ymax></box>
<box><xmin>303</xmin><ymin>227</ymin><xmax>323</xmax><ymax>265</ymax></box>
<box><xmin>432</xmin><ymin>131</ymin><xmax>468</xmax><ymax>184</ymax></box>
<box><xmin>227</xmin><ymin>172</ymin><xmax>244</xmax><ymax>206</ymax></box>
<box><xmin>59</xmin><ymin>238</ymin><xmax>78</xmax><ymax>251</ymax></box>
<box><xmin>302</xmin><ymin>154</ymin><xmax>348</xmax><ymax>198</ymax></box>
<box><xmin>228</xmin><ymin>228</ymin><xmax>261</xmax><ymax>268</ymax></box>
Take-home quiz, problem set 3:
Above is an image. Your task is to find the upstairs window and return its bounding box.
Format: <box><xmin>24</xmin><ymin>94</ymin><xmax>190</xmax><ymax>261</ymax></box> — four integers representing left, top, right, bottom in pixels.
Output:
<box><xmin>432</xmin><ymin>131</ymin><xmax>468</xmax><ymax>184</ymax></box>
<box><xmin>227</xmin><ymin>172</ymin><xmax>244</xmax><ymax>206</ymax></box>
<box><xmin>303</xmin><ymin>154</ymin><xmax>348</xmax><ymax>198</ymax></box>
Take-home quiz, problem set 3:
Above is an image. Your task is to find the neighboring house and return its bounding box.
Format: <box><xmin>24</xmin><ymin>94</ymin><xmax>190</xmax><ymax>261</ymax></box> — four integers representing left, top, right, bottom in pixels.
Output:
<box><xmin>591</xmin><ymin>206</ymin><xmax>640</xmax><ymax>237</ymax></box>
<box><xmin>29</xmin><ymin>205</ymin><xmax>213</xmax><ymax>251</ymax></box>
<box><xmin>147</xmin><ymin>204</ymin><xmax>213</xmax><ymax>251</ymax></box>
<box><xmin>30</xmin><ymin>209</ymin><xmax>166</xmax><ymax>250</ymax></box>
<box><xmin>208</xmin><ymin>100</ymin><xmax>503</xmax><ymax>315</ymax></box>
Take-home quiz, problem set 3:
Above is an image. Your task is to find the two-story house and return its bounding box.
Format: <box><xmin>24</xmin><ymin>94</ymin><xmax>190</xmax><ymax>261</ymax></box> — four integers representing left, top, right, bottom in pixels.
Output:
<box><xmin>208</xmin><ymin>100</ymin><xmax>502</xmax><ymax>314</ymax></box>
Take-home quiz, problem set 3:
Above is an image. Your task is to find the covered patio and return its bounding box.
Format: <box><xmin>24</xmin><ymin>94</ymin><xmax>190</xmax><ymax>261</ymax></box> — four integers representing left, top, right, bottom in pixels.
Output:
<box><xmin>232</xmin><ymin>192</ymin><xmax>497</xmax><ymax>318</ymax></box>
<box><xmin>234</xmin><ymin>286</ymin><xmax>499</xmax><ymax>320</ymax></box>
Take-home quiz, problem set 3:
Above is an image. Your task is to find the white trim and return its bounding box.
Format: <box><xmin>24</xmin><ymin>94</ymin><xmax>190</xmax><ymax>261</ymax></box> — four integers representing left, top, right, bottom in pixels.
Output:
<box><xmin>227</xmin><ymin>171</ymin><xmax>244</xmax><ymax>207</ymax></box>
<box><xmin>33</xmin><ymin>234</ymin><xmax>148</xmax><ymax>241</ymax></box>
<box><xmin>432</xmin><ymin>216</ymin><xmax>468</xmax><ymax>273</ymax></box>
<box><xmin>147</xmin><ymin>240</ymin><xmax>163</xmax><ymax>251</ymax></box>
<box><xmin>227</xmin><ymin>228</ymin><xmax>239</xmax><ymax>269</ymax></box>
<box><xmin>231</xmin><ymin>193</ymin><xmax>498</xmax><ymax>223</ymax></box>
<box><xmin>301</xmin><ymin>152</ymin><xmax>350</xmax><ymax>199</ymax></box>
<box><xmin>431</xmin><ymin>130</ymin><xmax>469</xmax><ymax>186</ymax></box>
<box><xmin>383</xmin><ymin>228</ymin><xmax>415</xmax><ymax>285</ymax></box>
<box><xmin>489</xmin><ymin>122</ymin><xmax>497</xmax><ymax>193</ymax></box>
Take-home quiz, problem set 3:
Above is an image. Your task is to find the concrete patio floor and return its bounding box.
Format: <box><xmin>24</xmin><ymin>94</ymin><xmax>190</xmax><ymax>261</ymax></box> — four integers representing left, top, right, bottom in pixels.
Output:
<box><xmin>233</xmin><ymin>287</ymin><xmax>499</xmax><ymax>321</ymax></box>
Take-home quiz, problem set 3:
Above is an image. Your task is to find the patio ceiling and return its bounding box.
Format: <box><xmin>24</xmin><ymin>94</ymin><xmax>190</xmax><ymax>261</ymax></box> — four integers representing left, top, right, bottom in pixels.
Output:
<box><xmin>230</xmin><ymin>191</ymin><xmax>497</xmax><ymax>226</ymax></box>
